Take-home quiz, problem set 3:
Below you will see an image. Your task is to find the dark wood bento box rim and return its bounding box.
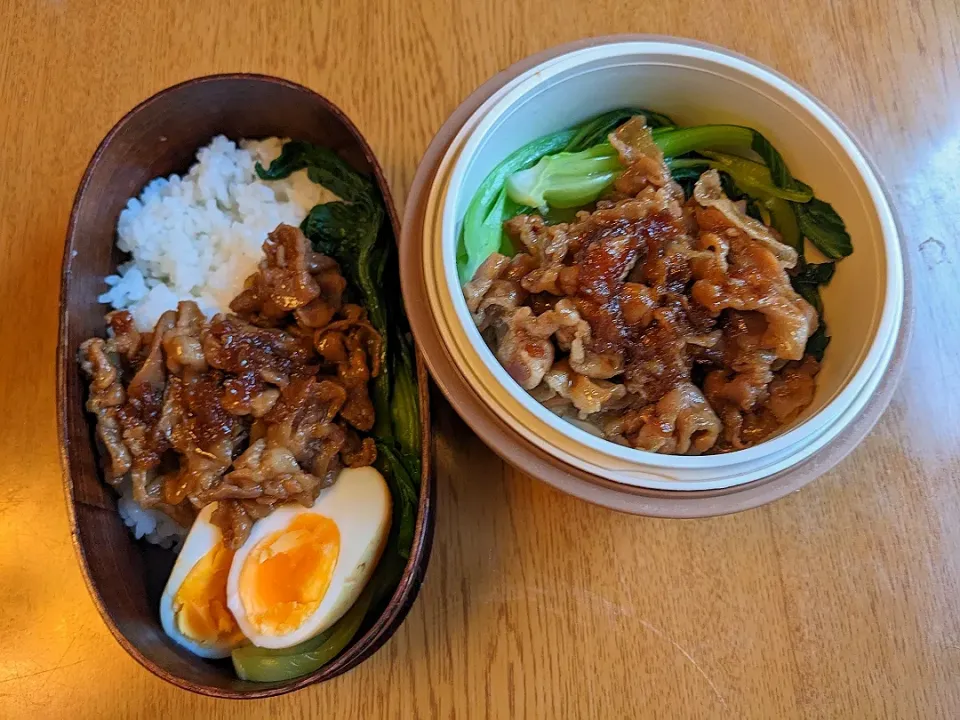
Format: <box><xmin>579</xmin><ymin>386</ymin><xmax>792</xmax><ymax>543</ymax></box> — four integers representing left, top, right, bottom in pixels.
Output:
<box><xmin>57</xmin><ymin>73</ymin><xmax>434</xmax><ymax>699</ymax></box>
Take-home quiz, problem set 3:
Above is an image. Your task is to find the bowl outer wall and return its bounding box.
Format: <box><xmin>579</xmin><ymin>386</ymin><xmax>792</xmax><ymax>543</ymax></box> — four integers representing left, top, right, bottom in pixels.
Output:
<box><xmin>57</xmin><ymin>73</ymin><xmax>435</xmax><ymax>698</ymax></box>
<box><xmin>400</xmin><ymin>35</ymin><xmax>913</xmax><ymax>516</ymax></box>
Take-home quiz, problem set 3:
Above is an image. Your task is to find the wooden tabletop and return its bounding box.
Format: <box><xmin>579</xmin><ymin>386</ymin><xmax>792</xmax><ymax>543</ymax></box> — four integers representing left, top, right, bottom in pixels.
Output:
<box><xmin>2</xmin><ymin>0</ymin><xmax>958</xmax><ymax>717</ymax></box>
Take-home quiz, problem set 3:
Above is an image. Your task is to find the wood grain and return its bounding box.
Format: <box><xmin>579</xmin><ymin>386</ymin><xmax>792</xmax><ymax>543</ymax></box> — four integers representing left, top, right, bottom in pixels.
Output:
<box><xmin>1</xmin><ymin>0</ymin><xmax>958</xmax><ymax>717</ymax></box>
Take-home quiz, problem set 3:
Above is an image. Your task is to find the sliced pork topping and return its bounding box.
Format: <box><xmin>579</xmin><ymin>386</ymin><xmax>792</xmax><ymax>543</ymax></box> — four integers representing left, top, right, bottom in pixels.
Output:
<box><xmin>690</xmin><ymin>209</ymin><xmax>816</xmax><ymax>361</ymax></box>
<box><xmin>494</xmin><ymin>306</ymin><xmax>557</xmax><ymax>390</ymax></box>
<box><xmin>693</xmin><ymin>170</ymin><xmax>799</xmax><ymax>268</ymax></box>
<box><xmin>608</xmin><ymin>117</ymin><xmax>674</xmax><ymax>195</ymax></box>
<box><xmin>541</xmin><ymin>360</ymin><xmax>627</xmax><ymax>418</ymax></box>
<box><xmin>604</xmin><ymin>382</ymin><xmax>721</xmax><ymax>455</ymax></box>
<box><xmin>78</xmin><ymin>225</ymin><xmax>382</xmax><ymax>547</ymax></box>
<box><xmin>463</xmin><ymin>135</ymin><xmax>822</xmax><ymax>454</ymax></box>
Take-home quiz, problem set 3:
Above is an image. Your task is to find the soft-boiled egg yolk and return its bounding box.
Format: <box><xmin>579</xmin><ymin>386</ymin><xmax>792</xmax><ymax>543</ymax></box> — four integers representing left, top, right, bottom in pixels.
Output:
<box><xmin>226</xmin><ymin>467</ymin><xmax>392</xmax><ymax>649</ymax></box>
<box><xmin>160</xmin><ymin>503</ymin><xmax>248</xmax><ymax>658</ymax></box>
<box><xmin>238</xmin><ymin>514</ymin><xmax>341</xmax><ymax>636</ymax></box>
<box><xmin>173</xmin><ymin>543</ymin><xmax>243</xmax><ymax>645</ymax></box>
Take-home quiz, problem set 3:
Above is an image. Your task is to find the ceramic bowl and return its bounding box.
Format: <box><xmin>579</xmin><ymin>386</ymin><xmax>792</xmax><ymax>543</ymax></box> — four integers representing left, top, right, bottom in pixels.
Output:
<box><xmin>401</xmin><ymin>36</ymin><xmax>911</xmax><ymax>513</ymax></box>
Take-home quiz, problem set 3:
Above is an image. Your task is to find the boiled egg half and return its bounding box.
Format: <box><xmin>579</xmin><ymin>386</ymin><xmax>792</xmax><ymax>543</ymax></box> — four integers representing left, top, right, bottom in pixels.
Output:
<box><xmin>226</xmin><ymin>466</ymin><xmax>392</xmax><ymax>649</ymax></box>
<box><xmin>159</xmin><ymin>503</ymin><xmax>246</xmax><ymax>658</ymax></box>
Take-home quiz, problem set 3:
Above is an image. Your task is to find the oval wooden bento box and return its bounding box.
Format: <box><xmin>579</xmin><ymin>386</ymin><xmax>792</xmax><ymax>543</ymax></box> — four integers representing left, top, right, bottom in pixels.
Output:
<box><xmin>56</xmin><ymin>74</ymin><xmax>434</xmax><ymax>699</ymax></box>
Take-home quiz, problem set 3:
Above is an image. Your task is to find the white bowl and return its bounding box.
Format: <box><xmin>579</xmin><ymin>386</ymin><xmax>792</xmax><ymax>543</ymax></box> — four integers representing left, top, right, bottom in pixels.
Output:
<box><xmin>421</xmin><ymin>39</ymin><xmax>904</xmax><ymax>491</ymax></box>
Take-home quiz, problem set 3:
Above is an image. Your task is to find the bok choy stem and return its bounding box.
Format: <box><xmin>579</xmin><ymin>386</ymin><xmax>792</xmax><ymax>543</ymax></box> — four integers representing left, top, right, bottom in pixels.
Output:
<box><xmin>458</xmin><ymin>129</ymin><xmax>577</xmax><ymax>283</ymax></box>
<box><xmin>505</xmin><ymin>144</ymin><xmax>622</xmax><ymax>210</ymax></box>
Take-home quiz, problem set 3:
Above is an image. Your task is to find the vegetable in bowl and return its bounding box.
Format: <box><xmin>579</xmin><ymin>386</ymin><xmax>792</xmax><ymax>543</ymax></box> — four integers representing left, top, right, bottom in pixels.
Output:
<box><xmin>459</xmin><ymin>110</ymin><xmax>853</xmax><ymax>455</ymax></box>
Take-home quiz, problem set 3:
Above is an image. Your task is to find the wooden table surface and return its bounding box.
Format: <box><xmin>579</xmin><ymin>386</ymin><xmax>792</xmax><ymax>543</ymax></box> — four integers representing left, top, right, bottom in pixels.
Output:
<box><xmin>2</xmin><ymin>0</ymin><xmax>958</xmax><ymax>717</ymax></box>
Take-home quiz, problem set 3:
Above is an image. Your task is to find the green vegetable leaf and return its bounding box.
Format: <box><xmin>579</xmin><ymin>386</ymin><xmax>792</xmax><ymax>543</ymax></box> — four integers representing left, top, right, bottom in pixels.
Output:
<box><xmin>752</xmin><ymin>199</ymin><xmax>771</xmax><ymax>225</ymax></box>
<box><xmin>795</xmin><ymin>198</ymin><xmax>853</xmax><ymax>259</ymax></box>
<box><xmin>795</xmin><ymin>260</ymin><xmax>836</xmax><ymax>286</ymax></box>
<box><xmin>654</xmin><ymin>125</ymin><xmax>755</xmax><ymax>158</ymax></box>
<box><xmin>791</xmin><ymin>261</ymin><xmax>835</xmax><ymax>359</ymax></box>
<box><xmin>563</xmin><ymin>108</ymin><xmax>674</xmax><ymax>152</ymax></box>
<box><xmin>376</xmin><ymin>441</ymin><xmax>418</xmax><ymax>560</ymax></box>
<box><xmin>746</xmin><ymin>132</ymin><xmax>812</xmax><ymax>198</ymax></box>
<box><xmin>505</xmin><ymin>143</ymin><xmax>622</xmax><ymax>210</ymax></box>
<box><xmin>793</xmin><ymin>280</ymin><xmax>830</xmax><ymax>360</ymax></box>
<box><xmin>764</xmin><ymin>197</ymin><xmax>803</xmax><ymax>253</ymax></box>
<box><xmin>699</xmin><ymin>151</ymin><xmax>813</xmax><ymax>203</ymax></box>
<box><xmin>390</xmin><ymin>332</ymin><xmax>421</xmax><ymax>477</ymax></box>
<box><xmin>458</xmin><ymin>129</ymin><xmax>577</xmax><ymax>283</ymax></box>
<box><xmin>794</xmin><ymin>277</ymin><xmax>824</xmax><ymax>316</ymax></box>
<box><xmin>639</xmin><ymin>109</ymin><xmax>677</xmax><ymax>130</ymax></box>
<box><xmin>256</xmin><ymin>141</ymin><xmax>372</xmax><ymax>204</ymax></box>
<box><xmin>231</xmin><ymin>580</ymin><xmax>375</xmax><ymax>682</ymax></box>
<box><xmin>654</xmin><ymin>125</ymin><xmax>812</xmax><ymax>199</ymax></box>
<box><xmin>805</xmin><ymin>324</ymin><xmax>831</xmax><ymax>361</ymax></box>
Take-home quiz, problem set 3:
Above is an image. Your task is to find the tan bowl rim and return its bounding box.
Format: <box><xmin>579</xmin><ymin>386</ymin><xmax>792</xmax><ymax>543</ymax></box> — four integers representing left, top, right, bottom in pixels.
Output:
<box><xmin>400</xmin><ymin>35</ymin><xmax>913</xmax><ymax>516</ymax></box>
<box><xmin>58</xmin><ymin>72</ymin><xmax>435</xmax><ymax>698</ymax></box>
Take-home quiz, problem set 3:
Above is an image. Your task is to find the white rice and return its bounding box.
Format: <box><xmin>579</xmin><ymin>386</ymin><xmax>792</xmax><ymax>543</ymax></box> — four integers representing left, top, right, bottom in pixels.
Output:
<box><xmin>116</xmin><ymin>479</ymin><xmax>186</xmax><ymax>549</ymax></box>
<box><xmin>99</xmin><ymin>135</ymin><xmax>337</xmax><ymax>332</ymax></box>
<box><xmin>105</xmin><ymin>135</ymin><xmax>337</xmax><ymax>547</ymax></box>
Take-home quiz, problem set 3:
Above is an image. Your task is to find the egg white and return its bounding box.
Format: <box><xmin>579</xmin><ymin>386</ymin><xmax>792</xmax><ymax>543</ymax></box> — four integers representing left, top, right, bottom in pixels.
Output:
<box><xmin>159</xmin><ymin>503</ymin><xmax>245</xmax><ymax>659</ymax></box>
<box><xmin>226</xmin><ymin>466</ymin><xmax>392</xmax><ymax>649</ymax></box>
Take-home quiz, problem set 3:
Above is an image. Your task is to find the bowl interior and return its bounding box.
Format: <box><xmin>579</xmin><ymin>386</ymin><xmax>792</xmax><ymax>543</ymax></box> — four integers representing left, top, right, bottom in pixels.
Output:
<box><xmin>437</xmin><ymin>42</ymin><xmax>901</xmax><ymax>481</ymax></box>
<box><xmin>59</xmin><ymin>75</ymin><xmax>432</xmax><ymax>697</ymax></box>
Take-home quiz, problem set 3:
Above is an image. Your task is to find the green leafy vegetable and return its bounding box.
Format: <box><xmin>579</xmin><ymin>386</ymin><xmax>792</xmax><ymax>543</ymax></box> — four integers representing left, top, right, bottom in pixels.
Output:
<box><xmin>654</xmin><ymin>125</ymin><xmax>811</xmax><ymax>196</ymax></box>
<box><xmin>376</xmin><ymin>441</ymin><xmax>419</xmax><ymax>560</ymax></box>
<box><xmin>764</xmin><ymin>196</ymin><xmax>803</xmax><ymax>253</ymax></box>
<box><xmin>231</xmin><ymin>582</ymin><xmax>375</xmax><ymax>683</ymax></box>
<box><xmin>505</xmin><ymin>143</ymin><xmax>623</xmax><ymax>210</ymax></box>
<box><xmin>256</xmin><ymin>141</ymin><xmax>377</xmax><ymax>204</ymax></box>
<box><xmin>458</xmin><ymin>129</ymin><xmax>578</xmax><ymax>283</ymax></box>
<box><xmin>791</xmin><ymin>261</ymin><xmax>836</xmax><ymax>361</ymax></box>
<box><xmin>564</xmin><ymin>107</ymin><xmax>674</xmax><ymax>152</ymax></box>
<box><xmin>795</xmin><ymin>260</ymin><xmax>836</xmax><ymax>286</ymax></box>
<box><xmin>697</xmin><ymin>152</ymin><xmax>813</xmax><ymax>202</ymax></box>
<box><xmin>390</xmin><ymin>332</ymin><xmax>422</xmax><ymax>478</ymax></box>
<box><xmin>805</xmin><ymin>325</ymin><xmax>831</xmax><ymax>361</ymax></box>
<box><xmin>792</xmin><ymin>261</ymin><xmax>836</xmax><ymax>316</ymax></box>
<box><xmin>654</xmin><ymin>124</ymin><xmax>755</xmax><ymax>158</ymax></box>
<box><xmin>795</xmin><ymin>198</ymin><xmax>853</xmax><ymax>259</ymax></box>
<box><xmin>753</xmin><ymin>199</ymin><xmax>771</xmax><ymax>225</ymax></box>
<box><xmin>503</xmin><ymin>109</ymin><xmax>679</xmax><ymax>214</ymax></box>
<box><xmin>639</xmin><ymin>109</ymin><xmax>676</xmax><ymax>130</ymax></box>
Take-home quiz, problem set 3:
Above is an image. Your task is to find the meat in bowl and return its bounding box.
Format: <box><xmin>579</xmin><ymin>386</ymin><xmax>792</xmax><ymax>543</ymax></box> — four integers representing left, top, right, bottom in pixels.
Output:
<box><xmin>460</xmin><ymin>115</ymin><xmax>853</xmax><ymax>455</ymax></box>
